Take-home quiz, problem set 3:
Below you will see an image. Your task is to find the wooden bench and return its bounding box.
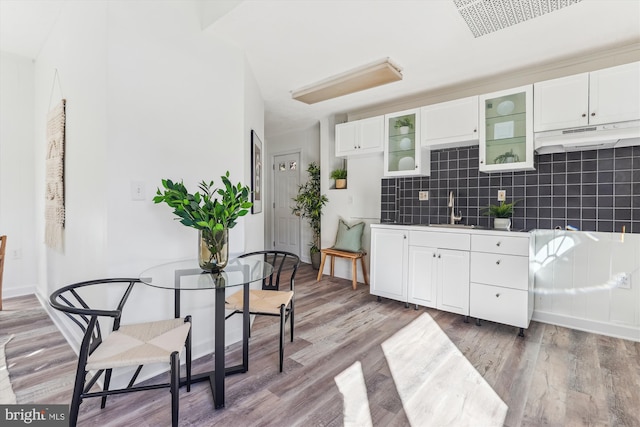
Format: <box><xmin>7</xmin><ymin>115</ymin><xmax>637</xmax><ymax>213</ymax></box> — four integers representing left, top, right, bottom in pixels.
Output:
<box><xmin>316</xmin><ymin>248</ymin><xmax>369</xmax><ymax>290</ymax></box>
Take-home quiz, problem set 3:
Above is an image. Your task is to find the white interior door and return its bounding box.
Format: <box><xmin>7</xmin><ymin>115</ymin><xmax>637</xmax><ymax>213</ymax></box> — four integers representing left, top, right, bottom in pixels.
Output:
<box><xmin>273</xmin><ymin>152</ymin><xmax>301</xmax><ymax>256</ymax></box>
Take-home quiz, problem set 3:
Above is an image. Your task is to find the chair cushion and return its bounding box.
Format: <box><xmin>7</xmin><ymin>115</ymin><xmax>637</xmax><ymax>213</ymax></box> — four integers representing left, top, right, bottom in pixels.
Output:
<box><xmin>332</xmin><ymin>219</ymin><xmax>364</xmax><ymax>253</ymax></box>
<box><xmin>86</xmin><ymin>318</ymin><xmax>190</xmax><ymax>370</ymax></box>
<box><xmin>226</xmin><ymin>289</ymin><xmax>293</xmax><ymax>315</ymax></box>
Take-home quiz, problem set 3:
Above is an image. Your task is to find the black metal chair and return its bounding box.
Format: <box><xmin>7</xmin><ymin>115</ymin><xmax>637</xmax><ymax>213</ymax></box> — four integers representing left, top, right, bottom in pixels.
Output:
<box><xmin>49</xmin><ymin>278</ymin><xmax>192</xmax><ymax>427</ymax></box>
<box><xmin>225</xmin><ymin>251</ymin><xmax>300</xmax><ymax>372</ymax></box>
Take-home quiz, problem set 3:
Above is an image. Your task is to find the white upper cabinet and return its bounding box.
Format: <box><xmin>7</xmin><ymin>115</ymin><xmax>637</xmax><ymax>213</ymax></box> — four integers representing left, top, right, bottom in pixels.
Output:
<box><xmin>335</xmin><ymin>116</ymin><xmax>384</xmax><ymax>157</ymax></box>
<box><xmin>534</xmin><ymin>61</ymin><xmax>640</xmax><ymax>132</ymax></box>
<box><xmin>384</xmin><ymin>108</ymin><xmax>430</xmax><ymax>177</ymax></box>
<box><xmin>479</xmin><ymin>84</ymin><xmax>534</xmax><ymax>173</ymax></box>
<box><xmin>421</xmin><ymin>96</ymin><xmax>479</xmax><ymax>148</ymax></box>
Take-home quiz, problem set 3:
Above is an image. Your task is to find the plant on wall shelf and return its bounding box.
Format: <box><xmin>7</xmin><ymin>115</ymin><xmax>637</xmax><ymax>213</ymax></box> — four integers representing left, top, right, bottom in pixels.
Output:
<box><xmin>330</xmin><ymin>168</ymin><xmax>347</xmax><ymax>180</ymax></box>
<box><xmin>291</xmin><ymin>162</ymin><xmax>328</xmax><ymax>268</ymax></box>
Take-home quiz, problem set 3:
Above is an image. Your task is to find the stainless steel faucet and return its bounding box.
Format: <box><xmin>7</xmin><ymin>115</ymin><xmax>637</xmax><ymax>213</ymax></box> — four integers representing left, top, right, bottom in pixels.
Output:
<box><xmin>448</xmin><ymin>191</ymin><xmax>463</xmax><ymax>224</ymax></box>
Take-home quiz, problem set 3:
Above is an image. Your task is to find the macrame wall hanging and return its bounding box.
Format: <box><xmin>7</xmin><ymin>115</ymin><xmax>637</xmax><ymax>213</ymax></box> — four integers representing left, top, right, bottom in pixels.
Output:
<box><xmin>45</xmin><ymin>70</ymin><xmax>66</xmax><ymax>250</ymax></box>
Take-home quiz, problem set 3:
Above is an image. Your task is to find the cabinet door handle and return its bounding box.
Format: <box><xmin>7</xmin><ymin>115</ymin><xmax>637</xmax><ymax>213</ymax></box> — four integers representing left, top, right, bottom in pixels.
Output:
<box><xmin>496</xmin><ymin>241</ymin><xmax>501</xmax><ymax>246</ymax></box>
<box><xmin>474</xmin><ymin>129</ymin><xmax>477</xmax><ymax>133</ymax></box>
<box><xmin>438</xmin><ymin>254</ymin><xmax>441</xmax><ymax>258</ymax></box>
<box><xmin>591</xmin><ymin>112</ymin><xmax>596</xmax><ymax>117</ymax></box>
<box><xmin>480</xmin><ymin>159</ymin><xmax>484</xmax><ymax>164</ymax></box>
<box><xmin>495</xmin><ymin>293</ymin><xmax>501</xmax><ymax>298</ymax></box>
<box><xmin>496</xmin><ymin>260</ymin><xmax>501</xmax><ymax>265</ymax></box>
<box><xmin>433</xmin><ymin>253</ymin><xmax>436</xmax><ymax>257</ymax></box>
<box><xmin>582</xmin><ymin>113</ymin><xmax>586</xmax><ymax>117</ymax></box>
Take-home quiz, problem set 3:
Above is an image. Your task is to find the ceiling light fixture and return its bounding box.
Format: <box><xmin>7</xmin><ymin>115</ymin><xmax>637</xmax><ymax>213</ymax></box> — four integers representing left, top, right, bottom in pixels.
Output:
<box><xmin>291</xmin><ymin>58</ymin><xmax>403</xmax><ymax>104</ymax></box>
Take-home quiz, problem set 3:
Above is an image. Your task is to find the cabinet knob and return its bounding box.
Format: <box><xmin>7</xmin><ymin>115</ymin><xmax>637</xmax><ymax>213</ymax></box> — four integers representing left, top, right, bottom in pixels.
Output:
<box><xmin>438</xmin><ymin>254</ymin><xmax>441</xmax><ymax>258</ymax></box>
<box><xmin>480</xmin><ymin>160</ymin><xmax>484</xmax><ymax>164</ymax></box>
<box><xmin>591</xmin><ymin>112</ymin><xmax>596</xmax><ymax>117</ymax></box>
<box><xmin>357</xmin><ymin>145</ymin><xmax>361</xmax><ymax>149</ymax></box>
<box><xmin>495</xmin><ymin>293</ymin><xmax>501</xmax><ymax>298</ymax></box>
<box><xmin>582</xmin><ymin>113</ymin><xmax>586</xmax><ymax>117</ymax></box>
<box><xmin>474</xmin><ymin>129</ymin><xmax>477</xmax><ymax>133</ymax></box>
<box><xmin>496</xmin><ymin>260</ymin><xmax>501</xmax><ymax>265</ymax></box>
<box><xmin>433</xmin><ymin>253</ymin><xmax>436</xmax><ymax>258</ymax></box>
<box><xmin>496</xmin><ymin>241</ymin><xmax>501</xmax><ymax>246</ymax></box>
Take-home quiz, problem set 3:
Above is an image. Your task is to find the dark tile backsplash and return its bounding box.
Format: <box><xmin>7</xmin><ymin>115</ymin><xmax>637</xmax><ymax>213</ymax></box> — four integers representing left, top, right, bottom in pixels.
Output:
<box><xmin>381</xmin><ymin>145</ymin><xmax>640</xmax><ymax>233</ymax></box>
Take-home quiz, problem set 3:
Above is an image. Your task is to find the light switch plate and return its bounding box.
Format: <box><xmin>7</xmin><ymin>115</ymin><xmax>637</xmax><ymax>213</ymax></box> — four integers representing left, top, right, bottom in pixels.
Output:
<box><xmin>131</xmin><ymin>181</ymin><xmax>146</xmax><ymax>201</ymax></box>
<box><xmin>418</xmin><ymin>191</ymin><xmax>429</xmax><ymax>201</ymax></box>
<box><xmin>497</xmin><ymin>190</ymin><xmax>506</xmax><ymax>201</ymax></box>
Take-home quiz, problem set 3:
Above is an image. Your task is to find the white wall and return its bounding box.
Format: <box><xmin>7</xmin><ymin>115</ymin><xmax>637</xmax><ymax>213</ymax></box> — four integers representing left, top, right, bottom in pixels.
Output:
<box><xmin>0</xmin><ymin>52</ymin><xmax>37</xmax><ymax>297</ymax></box>
<box><xmin>243</xmin><ymin>57</ymin><xmax>265</xmax><ymax>253</ymax></box>
<box><xmin>533</xmin><ymin>230</ymin><xmax>640</xmax><ymax>341</ymax></box>
<box><xmin>4</xmin><ymin>0</ymin><xmax>265</xmax><ymax>386</ymax></box>
<box><xmin>319</xmin><ymin>116</ymin><xmax>383</xmax><ymax>283</ymax></box>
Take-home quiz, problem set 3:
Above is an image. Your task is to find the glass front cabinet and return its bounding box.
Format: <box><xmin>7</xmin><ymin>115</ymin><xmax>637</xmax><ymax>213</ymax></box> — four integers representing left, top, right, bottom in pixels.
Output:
<box><xmin>384</xmin><ymin>108</ymin><xmax>430</xmax><ymax>177</ymax></box>
<box><xmin>479</xmin><ymin>85</ymin><xmax>534</xmax><ymax>172</ymax></box>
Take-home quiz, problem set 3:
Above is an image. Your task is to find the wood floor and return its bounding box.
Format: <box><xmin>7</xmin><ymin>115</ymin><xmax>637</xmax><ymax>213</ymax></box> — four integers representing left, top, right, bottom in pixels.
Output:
<box><xmin>2</xmin><ymin>263</ymin><xmax>639</xmax><ymax>426</ymax></box>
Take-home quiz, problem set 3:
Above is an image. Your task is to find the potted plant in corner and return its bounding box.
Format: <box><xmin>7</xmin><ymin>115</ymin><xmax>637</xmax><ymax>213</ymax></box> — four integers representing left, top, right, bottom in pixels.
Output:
<box><xmin>482</xmin><ymin>200</ymin><xmax>519</xmax><ymax>230</ymax></box>
<box><xmin>330</xmin><ymin>168</ymin><xmax>347</xmax><ymax>189</ymax></box>
<box><xmin>153</xmin><ymin>171</ymin><xmax>252</xmax><ymax>272</ymax></box>
<box><xmin>292</xmin><ymin>162</ymin><xmax>328</xmax><ymax>269</ymax></box>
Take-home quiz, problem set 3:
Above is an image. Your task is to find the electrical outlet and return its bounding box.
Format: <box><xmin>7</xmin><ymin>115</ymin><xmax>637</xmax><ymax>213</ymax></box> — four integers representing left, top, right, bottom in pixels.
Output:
<box><xmin>618</xmin><ymin>273</ymin><xmax>631</xmax><ymax>289</ymax></box>
<box><xmin>497</xmin><ymin>190</ymin><xmax>506</xmax><ymax>202</ymax></box>
<box><xmin>418</xmin><ymin>191</ymin><xmax>429</xmax><ymax>201</ymax></box>
<box><xmin>10</xmin><ymin>248</ymin><xmax>22</xmax><ymax>260</ymax></box>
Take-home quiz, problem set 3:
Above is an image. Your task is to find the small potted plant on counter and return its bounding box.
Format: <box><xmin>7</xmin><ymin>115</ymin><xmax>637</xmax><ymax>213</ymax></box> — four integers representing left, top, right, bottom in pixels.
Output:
<box><xmin>482</xmin><ymin>200</ymin><xmax>519</xmax><ymax>230</ymax></box>
<box><xmin>330</xmin><ymin>168</ymin><xmax>347</xmax><ymax>189</ymax></box>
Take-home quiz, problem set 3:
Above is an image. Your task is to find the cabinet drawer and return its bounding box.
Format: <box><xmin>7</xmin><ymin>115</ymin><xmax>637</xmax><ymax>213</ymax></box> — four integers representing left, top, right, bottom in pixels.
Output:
<box><xmin>409</xmin><ymin>230</ymin><xmax>470</xmax><ymax>250</ymax></box>
<box><xmin>472</xmin><ymin>234</ymin><xmax>529</xmax><ymax>256</ymax></box>
<box><xmin>470</xmin><ymin>283</ymin><xmax>529</xmax><ymax>328</ymax></box>
<box><xmin>470</xmin><ymin>252</ymin><xmax>529</xmax><ymax>290</ymax></box>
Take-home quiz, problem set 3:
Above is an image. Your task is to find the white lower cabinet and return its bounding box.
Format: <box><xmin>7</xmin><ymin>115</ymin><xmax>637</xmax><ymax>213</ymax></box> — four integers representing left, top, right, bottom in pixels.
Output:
<box><xmin>370</xmin><ymin>227</ymin><xmax>408</xmax><ymax>302</ymax></box>
<box><xmin>469</xmin><ymin>233</ymin><xmax>534</xmax><ymax>334</ymax></box>
<box><xmin>371</xmin><ymin>225</ymin><xmax>533</xmax><ymax>333</ymax></box>
<box><xmin>408</xmin><ymin>245</ymin><xmax>470</xmax><ymax>316</ymax></box>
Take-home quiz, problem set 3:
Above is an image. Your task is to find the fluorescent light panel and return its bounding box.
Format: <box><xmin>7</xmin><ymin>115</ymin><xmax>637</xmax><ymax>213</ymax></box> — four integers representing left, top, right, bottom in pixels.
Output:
<box><xmin>292</xmin><ymin>58</ymin><xmax>403</xmax><ymax>104</ymax></box>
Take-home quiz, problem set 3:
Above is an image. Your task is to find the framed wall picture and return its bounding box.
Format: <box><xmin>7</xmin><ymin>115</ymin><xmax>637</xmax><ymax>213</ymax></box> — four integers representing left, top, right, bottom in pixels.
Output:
<box><xmin>251</xmin><ymin>130</ymin><xmax>262</xmax><ymax>214</ymax></box>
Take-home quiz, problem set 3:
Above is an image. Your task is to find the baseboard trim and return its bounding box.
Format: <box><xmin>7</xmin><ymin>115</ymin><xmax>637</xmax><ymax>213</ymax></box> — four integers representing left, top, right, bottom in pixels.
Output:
<box><xmin>532</xmin><ymin>310</ymin><xmax>640</xmax><ymax>342</ymax></box>
<box><xmin>3</xmin><ymin>286</ymin><xmax>36</xmax><ymax>299</ymax></box>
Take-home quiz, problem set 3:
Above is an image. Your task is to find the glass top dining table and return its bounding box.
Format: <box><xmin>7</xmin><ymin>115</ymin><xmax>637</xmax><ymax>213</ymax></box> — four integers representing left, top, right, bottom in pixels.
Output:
<box><xmin>138</xmin><ymin>255</ymin><xmax>274</xmax><ymax>410</ymax></box>
<box><xmin>139</xmin><ymin>256</ymin><xmax>274</xmax><ymax>291</ymax></box>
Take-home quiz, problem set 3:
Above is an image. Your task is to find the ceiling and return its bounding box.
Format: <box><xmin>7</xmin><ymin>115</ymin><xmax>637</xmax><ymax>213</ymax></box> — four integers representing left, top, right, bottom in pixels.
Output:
<box><xmin>2</xmin><ymin>0</ymin><xmax>639</xmax><ymax>139</ymax></box>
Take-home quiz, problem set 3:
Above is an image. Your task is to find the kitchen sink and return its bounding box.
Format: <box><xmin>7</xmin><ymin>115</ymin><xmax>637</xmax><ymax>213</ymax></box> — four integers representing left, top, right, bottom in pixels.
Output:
<box><xmin>428</xmin><ymin>223</ymin><xmax>480</xmax><ymax>229</ymax></box>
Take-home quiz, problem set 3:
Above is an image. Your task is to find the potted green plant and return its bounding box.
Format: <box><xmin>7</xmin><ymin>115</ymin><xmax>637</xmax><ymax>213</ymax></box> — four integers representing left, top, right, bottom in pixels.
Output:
<box><xmin>394</xmin><ymin>116</ymin><xmax>414</xmax><ymax>134</ymax></box>
<box><xmin>330</xmin><ymin>168</ymin><xmax>347</xmax><ymax>189</ymax></box>
<box><xmin>153</xmin><ymin>171</ymin><xmax>252</xmax><ymax>272</ymax></box>
<box><xmin>493</xmin><ymin>149</ymin><xmax>520</xmax><ymax>164</ymax></box>
<box><xmin>292</xmin><ymin>162</ymin><xmax>328</xmax><ymax>269</ymax></box>
<box><xmin>481</xmin><ymin>200</ymin><xmax>519</xmax><ymax>230</ymax></box>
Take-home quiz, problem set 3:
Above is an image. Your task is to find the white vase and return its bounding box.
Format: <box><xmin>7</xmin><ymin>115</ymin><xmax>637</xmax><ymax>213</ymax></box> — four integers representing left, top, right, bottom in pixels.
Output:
<box><xmin>399</xmin><ymin>126</ymin><xmax>410</xmax><ymax>135</ymax></box>
<box><xmin>493</xmin><ymin>218</ymin><xmax>511</xmax><ymax>230</ymax></box>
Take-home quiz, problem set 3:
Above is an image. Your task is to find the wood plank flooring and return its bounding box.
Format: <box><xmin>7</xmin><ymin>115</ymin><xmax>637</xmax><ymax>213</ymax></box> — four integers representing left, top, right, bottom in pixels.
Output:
<box><xmin>1</xmin><ymin>263</ymin><xmax>639</xmax><ymax>426</ymax></box>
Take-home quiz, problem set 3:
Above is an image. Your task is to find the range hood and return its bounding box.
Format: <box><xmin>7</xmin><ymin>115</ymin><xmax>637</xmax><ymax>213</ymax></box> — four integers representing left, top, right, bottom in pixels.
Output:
<box><xmin>534</xmin><ymin>120</ymin><xmax>640</xmax><ymax>154</ymax></box>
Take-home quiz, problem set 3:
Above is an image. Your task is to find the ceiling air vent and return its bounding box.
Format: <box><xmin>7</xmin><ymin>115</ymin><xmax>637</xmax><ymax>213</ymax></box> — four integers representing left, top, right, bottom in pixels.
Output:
<box><xmin>454</xmin><ymin>0</ymin><xmax>583</xmax><ymax>38</ymax></box>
